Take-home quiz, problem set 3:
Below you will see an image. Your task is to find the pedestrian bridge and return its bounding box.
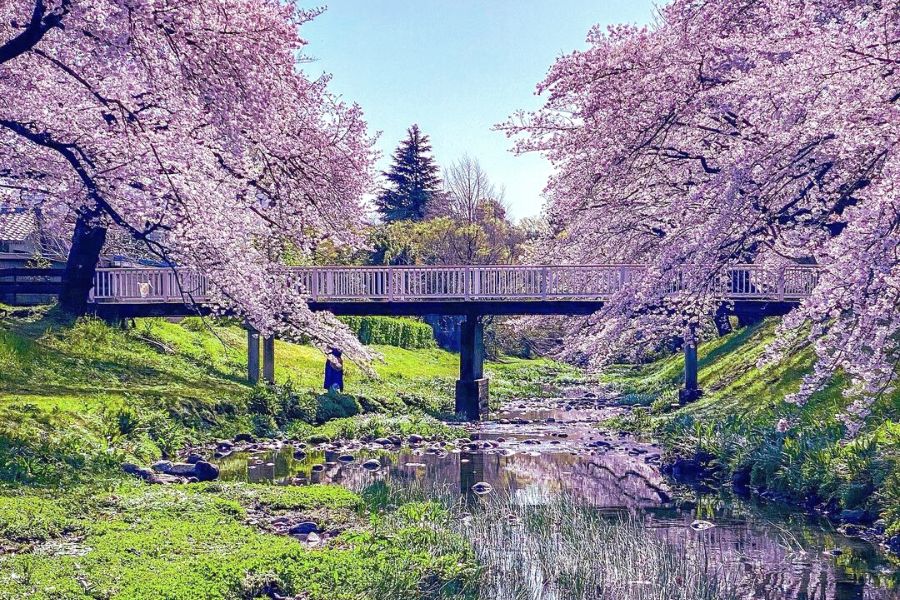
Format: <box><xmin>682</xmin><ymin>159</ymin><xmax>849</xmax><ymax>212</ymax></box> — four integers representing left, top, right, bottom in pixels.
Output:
<box><xmin>90</xmin><ymin>263</ymin><xmax>819</xmax><ymax>310</ymax></box>
<box><xmin>87</xmin><ymin>263</ymin><xmax>819</xmax><ymax>420</ymax></box>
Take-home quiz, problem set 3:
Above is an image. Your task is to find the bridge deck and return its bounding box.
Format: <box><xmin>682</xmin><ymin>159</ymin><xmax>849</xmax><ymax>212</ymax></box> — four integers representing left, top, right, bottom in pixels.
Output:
<box><xmin>89</xmin><ymin>264</ymin><xmax>819</xmax><ymax>310</ymax></box>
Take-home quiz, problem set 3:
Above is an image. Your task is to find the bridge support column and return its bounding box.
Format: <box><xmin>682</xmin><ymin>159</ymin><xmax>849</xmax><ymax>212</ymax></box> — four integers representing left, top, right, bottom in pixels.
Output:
<box><xmin>456</xmin><ymin>313</ymin><xmax>488</xmax><ymax>420</ymax></box>
<box><xmin>262</xmin><ymin>335</ymin><xmax>275</xmax><ymax>384</ymax></box>
<box><xmin>679</xmin><ymin>325</ymin><xmax>702</xmax><ymax>404</ymax></box>
<box><xmin>247</xmin><ymin>326</ymin><xmax>260</xmax><ymax>384</ymax></box>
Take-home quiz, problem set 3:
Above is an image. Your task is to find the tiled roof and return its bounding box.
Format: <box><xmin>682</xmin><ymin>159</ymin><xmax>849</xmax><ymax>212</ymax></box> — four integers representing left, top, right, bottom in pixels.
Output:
<box><xmin>0</xmin><ymin>209</ymin><xmax>37</xmax><ymax>242</ymax></box>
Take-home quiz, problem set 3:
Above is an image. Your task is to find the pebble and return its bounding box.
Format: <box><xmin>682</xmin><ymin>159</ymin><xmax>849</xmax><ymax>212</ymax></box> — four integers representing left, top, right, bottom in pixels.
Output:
<box><xmin>471</xmin><ymin>482</ymin><xmax>493</xmax><ymax>495</ymax></box>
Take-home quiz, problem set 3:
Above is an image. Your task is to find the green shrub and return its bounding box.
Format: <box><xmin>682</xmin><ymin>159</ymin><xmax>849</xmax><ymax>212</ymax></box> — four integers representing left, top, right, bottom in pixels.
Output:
<box><xmin>250</xmin><ymin>414</ymin><xmax>278</xmax><ymax>438</ymax></box>
<box><xmin>339</xmin><ymin>316</ymin><xmax>435</xmax><ymax>349</ymax></box>
<box><xmin>316</xmin><ymin>391</ymin><xmax>362</xmax><ymax>423</ymax></box>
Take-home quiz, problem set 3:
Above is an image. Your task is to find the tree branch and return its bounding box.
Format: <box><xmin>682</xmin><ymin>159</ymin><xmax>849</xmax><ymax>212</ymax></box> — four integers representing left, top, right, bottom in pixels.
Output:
<box><xmin>0</xmin><ymin>0</ymin><xmax>70</xmax><ymax>65</ymax></box>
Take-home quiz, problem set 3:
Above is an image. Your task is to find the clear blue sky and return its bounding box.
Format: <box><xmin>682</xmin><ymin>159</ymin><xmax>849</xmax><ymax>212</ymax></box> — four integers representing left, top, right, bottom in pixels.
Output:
<box><xmin>301</xmin><ymin>1</ymin><xmax>658</xmax><ymax>220</ymax></box>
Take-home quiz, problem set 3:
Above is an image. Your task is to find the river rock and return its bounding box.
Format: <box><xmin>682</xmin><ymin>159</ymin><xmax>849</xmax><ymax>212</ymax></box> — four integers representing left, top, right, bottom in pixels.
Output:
<box><xmin>471</xmin><ymin>482</ymin><xmax>493</xmax><ymax>495</ymax></box>
<box><xmin>887</xmin><ymin>535</ymin><xmax>900</xmax><ymax>555</ymax></box>
<box><xmin>293</xmin><ymin>449</ymin><xmax>307</xmax><ymax>460</ymax></box>
<box><xmin>310</xmin><ymin>464</ymin><xmax>325</xmax><ymax>472</ymax></box>
<box><xmin>151</xmin><ymin>460</ymin><xmax>174</xmax><ymax>473</ymax></box>
<box><xmin>361</xmin><ymin>459</ymin><xmax>381</xmax><ymax>472</ymax></box>
<box><xmin>407</xmin><ymin>434</ymin><xmax>425</xmax><ymax>444</ymax></box>
<box><xmin>338</xmin><ymin>454</ymin><xmax>355</xmax><ymax>463</ymax></box>
<box><xmin>289</xmin><ymin>521</ymin><xmax>319</xmax><ymax>535</ymax></box>
<box><xmin>193</xmin><ymin>461</ymin><xmax>220</xmax><ymax>482</ymax></box>
<box><xmin>122</xmin><ymin>463</ymin><xmax>154</xmax><ymax>481</ymax></box>
<box><xmin>690</xmin><ymin>520</ymin><xmax>716</xmax><ymax>531</ymax></box>
<box><xmin>165</xmin><ymin>462</ymin><xmax>197</xmax><ymax>476</ymax></box>
<box><xmin>234</xmin><ymin>433</ymin><xmax>255</xmax><ymax>443</ymax></box>
<box><xmin>839</xmin><ymin>509</ymin><xmax>875</xmax><ymax>525</ymax></box>
<box><xmin>374</xmin><ymin>438</ymin><xmax>392</xmax><ymax>446</ymax></box>
<box><xmin>186</xmin><ymin>453</ymin><xmax>204</xmax><ymax>465</ymax></box>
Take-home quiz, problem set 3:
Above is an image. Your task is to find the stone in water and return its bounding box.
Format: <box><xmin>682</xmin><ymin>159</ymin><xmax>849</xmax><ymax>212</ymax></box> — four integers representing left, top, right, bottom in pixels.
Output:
<box><xmin>471</xmin><ymin>482</ymin><xmax>493</xmax><ymax>495</ymax></box>
<box><xmin>690</xmin><ymin>519</ymin><xmax>716</xmax><ymax>531</ymax></box>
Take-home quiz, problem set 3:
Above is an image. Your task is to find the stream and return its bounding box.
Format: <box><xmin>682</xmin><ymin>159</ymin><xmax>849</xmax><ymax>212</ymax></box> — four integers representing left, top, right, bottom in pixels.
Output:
<box><xmin>212</xmin><ymin>393</ymin><xmax>899</xmax><ymax>600</ymax></box>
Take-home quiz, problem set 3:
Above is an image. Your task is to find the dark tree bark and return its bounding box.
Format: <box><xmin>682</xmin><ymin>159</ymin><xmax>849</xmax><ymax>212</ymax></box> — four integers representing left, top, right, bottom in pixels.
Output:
<box><xmin>59</xmin><ymin>204</ymin><xmax>107</xmax><ymax>314</ymax></box>
<box><xmin>0</xmin><ymin>0</ymin><xmax>69</xmax><ymax>65</ymax></box>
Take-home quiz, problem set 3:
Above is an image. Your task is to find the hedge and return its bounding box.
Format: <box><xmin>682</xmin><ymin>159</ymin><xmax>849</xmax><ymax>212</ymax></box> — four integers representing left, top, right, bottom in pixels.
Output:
<box><xmin>339</xmin><ymin>316</ymin><xmax>436</xmax><ymax>349</ymax></box>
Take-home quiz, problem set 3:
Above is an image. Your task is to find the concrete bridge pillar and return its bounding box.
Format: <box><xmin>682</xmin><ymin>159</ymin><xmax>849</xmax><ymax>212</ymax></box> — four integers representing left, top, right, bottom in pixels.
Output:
<box><xmin>262</xmin><ymin>335</ymin><xmax>275</xmax><ymax>384</ymax></box>
<box><xmin>247</xmin><ymin>326</ymin><xmax>260</xmax><ymax>384</ymax></box>
<box><xmin>456</xmin><ymin>313</ymin><xmax>488</xmax><ymax>420</ymax></box>
<box><xmin>679</xmin><ymin>325</ymin><xmax>702</xmax><ymax>404</ymax></box>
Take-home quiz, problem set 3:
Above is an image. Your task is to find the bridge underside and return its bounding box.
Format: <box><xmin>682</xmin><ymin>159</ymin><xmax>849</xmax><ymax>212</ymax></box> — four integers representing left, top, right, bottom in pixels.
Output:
<box><xmin>90</xmin><ymin>299</ymin><xmax>798</xmax><ymax>421</ymax></box>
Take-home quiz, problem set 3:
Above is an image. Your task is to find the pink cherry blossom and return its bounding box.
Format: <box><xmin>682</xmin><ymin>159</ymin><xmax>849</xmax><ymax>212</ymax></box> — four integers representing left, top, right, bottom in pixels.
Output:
<box><xmin>1</xmin><ymin>0</ymin><xmax>377</xmax><ymax>362</ymax></box>
<box><xmin>503</xmin><ymin>0</ymin><xmax>899</xmax><ymax>435</ymax></box>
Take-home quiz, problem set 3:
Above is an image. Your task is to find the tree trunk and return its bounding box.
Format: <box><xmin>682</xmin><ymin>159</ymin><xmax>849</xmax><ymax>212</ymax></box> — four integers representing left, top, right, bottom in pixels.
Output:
<box><xmin>59</xmin><ymin>205</ymin><xmax>107</xmax><ymax>315</ymax></box>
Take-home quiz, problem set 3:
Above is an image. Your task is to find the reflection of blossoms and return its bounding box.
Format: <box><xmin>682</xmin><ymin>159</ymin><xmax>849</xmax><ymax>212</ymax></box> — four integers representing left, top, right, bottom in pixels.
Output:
<box><xmin>775</xmin><ymin>419</ymin><xmax>790</xmax><ymax>434</ymax></box>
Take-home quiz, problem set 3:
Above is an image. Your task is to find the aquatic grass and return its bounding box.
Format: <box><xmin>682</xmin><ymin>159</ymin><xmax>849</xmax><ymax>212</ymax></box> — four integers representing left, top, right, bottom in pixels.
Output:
<box><xmin>455</xmin><ymin>491</ymin><xmax>738</xmax><ymax>600</ymax></box>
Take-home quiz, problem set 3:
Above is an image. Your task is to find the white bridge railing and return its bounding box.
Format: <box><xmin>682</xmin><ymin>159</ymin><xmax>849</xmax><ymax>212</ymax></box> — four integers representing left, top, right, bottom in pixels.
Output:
<box><xmin>89</xmin><ymin>264</ymin><xmax>820</xmax><ymax>304</ymax></box>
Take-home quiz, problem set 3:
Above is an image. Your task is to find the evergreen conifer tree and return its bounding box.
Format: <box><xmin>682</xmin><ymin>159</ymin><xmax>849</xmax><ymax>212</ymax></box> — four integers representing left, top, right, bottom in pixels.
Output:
<box><xmin>375</xmin><ymin>125</ymin><xmax>442</xmax><ymax>222</ymax></box>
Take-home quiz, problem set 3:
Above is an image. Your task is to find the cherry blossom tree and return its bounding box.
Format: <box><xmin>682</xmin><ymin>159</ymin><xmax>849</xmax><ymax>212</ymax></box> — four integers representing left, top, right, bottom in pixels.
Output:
<box><xmin>504</xmin><ymin>0</ymin><xmax>899</xmax><ymax>435</ymax></box>
<box><xmin>0</xmin><ymin>0</ymin><xmax>377</xmax><ymax>359</ymax></box>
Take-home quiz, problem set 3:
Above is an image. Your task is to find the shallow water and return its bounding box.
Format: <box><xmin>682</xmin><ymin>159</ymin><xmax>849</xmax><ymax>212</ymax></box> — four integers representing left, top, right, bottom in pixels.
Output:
<box><xmin>213</xmin><ymin>397</ymin><xmax>899</xmax><ymax>600</ymax></box>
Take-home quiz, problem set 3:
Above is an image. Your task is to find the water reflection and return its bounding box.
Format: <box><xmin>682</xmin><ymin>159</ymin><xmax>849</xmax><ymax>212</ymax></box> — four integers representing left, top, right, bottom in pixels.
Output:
<box><xmin>213</xmin><ymin>397</ymin><xmax>899</xmax><ymax>599</ymax></box>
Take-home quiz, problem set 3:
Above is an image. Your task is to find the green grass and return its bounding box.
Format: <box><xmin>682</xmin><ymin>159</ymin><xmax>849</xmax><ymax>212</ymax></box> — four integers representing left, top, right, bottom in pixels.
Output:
<box><xmin>0</xmin><ymin>482</ymin><xmax>478</xmax><ymax>600</ymax></box>
<box><xmin>0</xmin><ymin>495</ymin><xmax>71</xmax><ymax>542</ymax></box>
<box><xmin>601</xmin><ymin>318</ymin><xmax>900</xmax><ymax>534</ymax></box>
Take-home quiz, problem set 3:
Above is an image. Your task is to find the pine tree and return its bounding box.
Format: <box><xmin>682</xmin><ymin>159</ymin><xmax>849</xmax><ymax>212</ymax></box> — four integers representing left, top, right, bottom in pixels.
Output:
<box><xmin>376</xmin><ymin>124</ymin><xmax>442</xmax><ymax>222</ymax></box>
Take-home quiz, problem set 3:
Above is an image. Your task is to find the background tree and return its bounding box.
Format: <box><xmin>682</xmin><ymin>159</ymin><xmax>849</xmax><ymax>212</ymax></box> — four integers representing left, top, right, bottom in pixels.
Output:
<box><xmin>0</xmin><ymin>0</ymin><xmax>376</xmax><ymax>360</ymax></box>
<box><xmin>375</xmin><ymin>124</ymin><xmax>443</xmax><ymax>222</ymax></box>
<box><xmin>503</xmin><ymin>0</ymin><xmax>899</xmax><ymax>435</ymax></box>
<box><xmin>434</xmin><ymin>155</ymin><xmax>522</xmax><ymax>264</ymax></box>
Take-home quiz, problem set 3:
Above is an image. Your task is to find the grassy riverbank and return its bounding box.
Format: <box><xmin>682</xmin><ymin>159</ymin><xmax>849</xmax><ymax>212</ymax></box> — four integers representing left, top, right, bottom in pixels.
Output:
<box><xmin>0</xmin><ymin>481</ymin><xmax>479</xmax><ymax>599</ymax></box>
<box><xmin>602</xmin><ymin>319</ymin><xmax>900</xmax><ymax>545</ymax></box>
<box><xmin>0</xmin><ymin>306</ymin><xmax>574</xmax><ymax>484</ymax></box>
<box><xmin>0</xmin><ymin>307</ymin><xmax>581</xmax><ymax>598</ymax></box>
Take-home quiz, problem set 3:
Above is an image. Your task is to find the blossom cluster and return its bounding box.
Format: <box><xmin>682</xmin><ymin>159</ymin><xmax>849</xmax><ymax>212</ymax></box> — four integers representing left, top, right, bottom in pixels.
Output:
<box><xmin>504</xmin><ymin>0</ymin><xmax>899</xmax><ymax>435</ymax></box>
<box><xmin>0</xmin><ymin>0</ymin><xmax>377</xmax><ymax>361</ymax></box>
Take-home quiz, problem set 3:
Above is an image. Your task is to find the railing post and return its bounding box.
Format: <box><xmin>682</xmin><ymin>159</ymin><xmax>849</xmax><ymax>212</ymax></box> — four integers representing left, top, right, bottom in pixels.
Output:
<box><xmin>776</xmin><ymin>266</ymin><xmax>785</xmax><ymax>301</ymax></box>
<box><xmin>618</xmin><ymin>266</ymin><xmax>628</xmax><ymax>294</ymax></box>
<box><xmin>540</xmin><ymin>266</ymin><xmax>548</xmax><ymax>299</ymax></box>
<box><xmin>464</xmin><ymin>267</ymin><xmax>471</xmax><ymax>300</ymax></box>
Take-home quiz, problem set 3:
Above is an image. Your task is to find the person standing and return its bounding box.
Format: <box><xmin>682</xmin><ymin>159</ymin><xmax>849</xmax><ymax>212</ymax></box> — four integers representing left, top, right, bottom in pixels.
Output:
<box><xmin>324</xmin><ymin>348</ymin><xmax>344</xmax><ymax>392</ymax></box>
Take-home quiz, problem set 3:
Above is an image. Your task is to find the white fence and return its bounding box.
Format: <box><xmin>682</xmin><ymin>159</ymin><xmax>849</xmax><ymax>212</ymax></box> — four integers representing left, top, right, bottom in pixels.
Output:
<box><xmin>89</xmin><ymin>264</ymin><xmax>820</xmax><ymax>304</ymax></box>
